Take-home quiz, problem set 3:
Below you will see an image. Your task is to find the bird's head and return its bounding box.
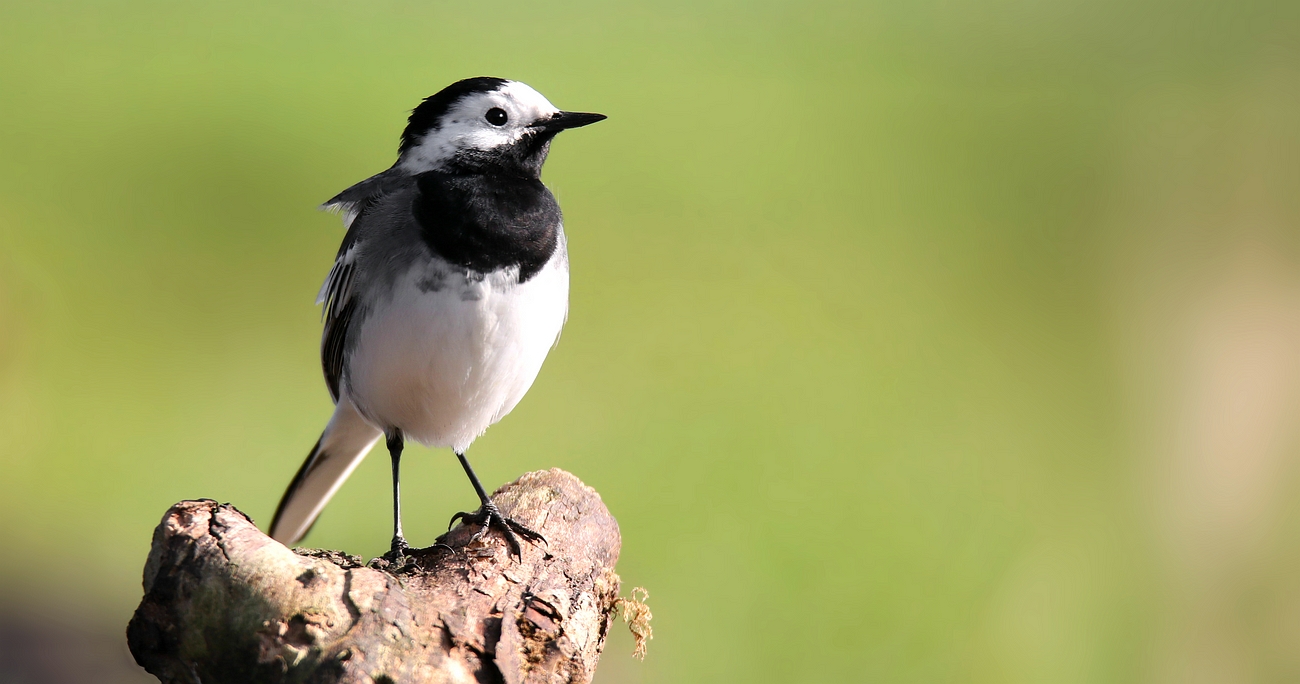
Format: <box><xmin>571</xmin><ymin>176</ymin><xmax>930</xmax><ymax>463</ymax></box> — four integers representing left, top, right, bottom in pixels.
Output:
<box><xmin>397</xmin><ymin>77</ymin><xmax>605</xmax><ymax>178</ymax></box>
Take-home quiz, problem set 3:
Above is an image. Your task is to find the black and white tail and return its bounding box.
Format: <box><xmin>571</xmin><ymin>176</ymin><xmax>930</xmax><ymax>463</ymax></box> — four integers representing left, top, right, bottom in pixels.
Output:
<box><xmin>269</xmin><ymin>398</ymin><xmax>382</xmax><ymax>545</ymax></box>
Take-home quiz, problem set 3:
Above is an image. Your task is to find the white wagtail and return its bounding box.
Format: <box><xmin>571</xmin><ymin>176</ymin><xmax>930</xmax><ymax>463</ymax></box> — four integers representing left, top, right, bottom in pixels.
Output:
<box><xmin>268</xmin><ymin>77</ymin><xmax>604</xmax><ymax>558</ymax></box>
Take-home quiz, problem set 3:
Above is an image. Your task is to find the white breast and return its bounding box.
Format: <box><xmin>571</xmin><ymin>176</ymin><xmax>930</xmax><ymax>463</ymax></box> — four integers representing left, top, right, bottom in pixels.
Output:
<box><xmin>344</xmin><ymin>250</ymin><xmax>569</xmax><ymax>452</ymax></box>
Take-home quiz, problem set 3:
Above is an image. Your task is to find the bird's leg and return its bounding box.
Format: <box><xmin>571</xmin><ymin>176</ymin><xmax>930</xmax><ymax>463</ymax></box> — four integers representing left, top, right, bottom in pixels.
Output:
<box><xmin>387</xmin><ymin>431</ymin><xmax>410</xmax><ymax>557</ymax></box>
<box><xmin>447</xmin><ymin>451</ymin><xmax>546</xmax><ymax>560</ymax></box>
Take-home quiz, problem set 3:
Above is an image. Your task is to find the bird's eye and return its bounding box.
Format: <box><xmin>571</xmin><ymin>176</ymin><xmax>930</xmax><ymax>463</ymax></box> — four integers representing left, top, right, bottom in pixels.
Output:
<box><xmin>485</xmin><ymin>108</ymin><xmax>508</xmax><ymax>126</ymax></box>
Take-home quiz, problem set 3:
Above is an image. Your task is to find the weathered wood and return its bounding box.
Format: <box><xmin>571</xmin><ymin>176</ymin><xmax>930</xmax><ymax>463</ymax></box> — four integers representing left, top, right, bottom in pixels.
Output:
<box><xmin>127</xmin><ymin>469</ymin><xmax>627</xmax><ymax>684</ymax></box>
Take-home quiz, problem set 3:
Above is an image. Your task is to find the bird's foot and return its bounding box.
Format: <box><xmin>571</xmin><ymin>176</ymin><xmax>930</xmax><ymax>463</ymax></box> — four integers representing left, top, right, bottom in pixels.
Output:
<box><xmin>387</xmin><ymin>534</ymin><xmax>411</xmax><ymax>559</ymax></box>
<box><xmin>448</xmin><ymin>500</ymin><xmax>546</xmax><ymax>560</ymax></box>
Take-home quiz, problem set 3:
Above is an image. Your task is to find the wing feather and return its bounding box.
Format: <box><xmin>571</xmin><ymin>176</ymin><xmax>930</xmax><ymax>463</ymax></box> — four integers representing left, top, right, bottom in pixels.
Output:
<box><xmin>315</xmin><ymin>166</ymin><xmax>414</xmax><ymax>402</ymax></box>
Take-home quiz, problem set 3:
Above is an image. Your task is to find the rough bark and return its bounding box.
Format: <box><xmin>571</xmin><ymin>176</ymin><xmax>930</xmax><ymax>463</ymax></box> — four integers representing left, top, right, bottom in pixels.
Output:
<box><xmin>127</xmin><ymin>468</ymin><xmax>623</xmax><ymax>684</ymax></box>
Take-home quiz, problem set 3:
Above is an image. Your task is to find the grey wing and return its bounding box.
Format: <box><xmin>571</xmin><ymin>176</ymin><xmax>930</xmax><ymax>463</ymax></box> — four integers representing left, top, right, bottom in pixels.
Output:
<box><xmin>319</xmin><ymin>242</ymin><xmax>360</xmax><ymax>402</ymax></box>
<box><xmin>320</xmin><ymin>165</ymin><xmax>408</xmax><ymax>227</ymax></box>
<box><xmin>316</xmin><ymin>166</ymin><xmax>417</xmax><ymax>401</ymax></box>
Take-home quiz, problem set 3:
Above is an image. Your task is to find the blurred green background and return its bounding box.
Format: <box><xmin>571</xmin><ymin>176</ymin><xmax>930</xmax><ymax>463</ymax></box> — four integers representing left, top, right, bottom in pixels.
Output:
<box><xmin>2</xmin><ymin>0</ymin><xmax>1299</xmax><ymax>682</ymax></box>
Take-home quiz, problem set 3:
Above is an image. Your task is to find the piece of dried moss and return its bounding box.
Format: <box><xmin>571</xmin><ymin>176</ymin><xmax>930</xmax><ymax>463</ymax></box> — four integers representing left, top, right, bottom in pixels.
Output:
<box><xmin>614</xmin><ymin>587</ymin><xmax>653</xmax><ymax>660</ymax></box>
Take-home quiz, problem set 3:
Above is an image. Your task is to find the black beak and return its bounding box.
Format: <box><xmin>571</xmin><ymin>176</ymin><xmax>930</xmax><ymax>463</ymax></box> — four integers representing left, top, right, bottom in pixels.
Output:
<box><xmin>530</xmin><ymin>111</ymin><xmax>607</xmax><ymax>133</ymax></box>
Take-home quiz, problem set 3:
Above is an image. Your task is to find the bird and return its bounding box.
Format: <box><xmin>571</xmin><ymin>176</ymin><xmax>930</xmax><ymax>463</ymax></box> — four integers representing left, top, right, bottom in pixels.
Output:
<box><xmin>267</xmin><ymin>77</ymin><xmax>604</xmax><ymax>559</ymax></box>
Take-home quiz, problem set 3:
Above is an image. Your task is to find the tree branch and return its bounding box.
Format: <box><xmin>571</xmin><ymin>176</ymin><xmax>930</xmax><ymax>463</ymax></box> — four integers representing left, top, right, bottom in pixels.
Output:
<box><xmin>127</xmin><ymin>468</ymin><xmax>626</xmax><ymax>684</ymax></box>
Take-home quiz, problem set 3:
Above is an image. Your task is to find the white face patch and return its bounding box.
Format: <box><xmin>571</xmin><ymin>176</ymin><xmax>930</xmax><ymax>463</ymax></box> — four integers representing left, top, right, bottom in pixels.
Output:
<box><xmin>399</xmin><ymin>81</ymin><xmax>559</xmax><ymax>172</ymax></box>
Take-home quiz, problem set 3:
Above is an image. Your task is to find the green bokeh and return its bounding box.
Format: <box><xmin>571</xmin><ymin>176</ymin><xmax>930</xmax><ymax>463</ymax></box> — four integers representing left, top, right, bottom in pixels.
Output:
<box><xmin>2</xmin><ymin>1</ymin><xmax>1298</xmax><ymax>682</ymax></box>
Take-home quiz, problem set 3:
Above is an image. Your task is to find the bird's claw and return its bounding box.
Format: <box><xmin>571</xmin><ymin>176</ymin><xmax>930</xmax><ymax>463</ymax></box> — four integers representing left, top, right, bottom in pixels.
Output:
<box><xmin>448</xmin><ymin>500</ymin><xmax>546</xmax><ymax>560</ymax></box>
<box><xmin>385</xmin><ymin>535</ymin><xmax>411</xmax><ymax>560</ymax></box>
